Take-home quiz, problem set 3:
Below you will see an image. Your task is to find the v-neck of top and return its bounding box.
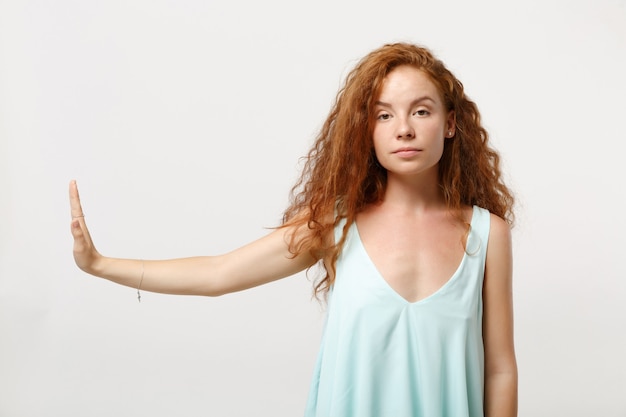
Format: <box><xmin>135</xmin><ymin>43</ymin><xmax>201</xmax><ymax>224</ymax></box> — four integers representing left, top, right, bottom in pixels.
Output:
<box><xmin>350</xmin><ymin>205</ymin><xmax>478</xmax><ymax>305</ymax></box>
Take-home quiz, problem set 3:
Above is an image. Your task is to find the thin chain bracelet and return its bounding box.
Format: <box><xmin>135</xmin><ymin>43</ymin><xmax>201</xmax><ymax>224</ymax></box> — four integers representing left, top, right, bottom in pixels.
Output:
<box><xmin>137</xmin><ymin>260</ymin><xmax>145</xmax><ymax>303</ymax></box>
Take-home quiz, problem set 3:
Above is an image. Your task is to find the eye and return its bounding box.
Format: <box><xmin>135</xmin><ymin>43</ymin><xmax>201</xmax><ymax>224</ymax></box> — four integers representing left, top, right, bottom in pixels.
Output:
<box><xmin>377</xmin><ymin>112</ymin><xmax>391</xmax><ymax>121</ymax></box>
<box><xmin>414</xmin><ymin>109</ymin><xmax>430</xmax><ymax>116</ymax></box>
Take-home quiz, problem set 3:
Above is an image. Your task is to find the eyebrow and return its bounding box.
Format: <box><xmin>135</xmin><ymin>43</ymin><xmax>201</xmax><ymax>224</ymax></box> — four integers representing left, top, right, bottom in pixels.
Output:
<box><xmin>374</xmin><ymin>96</ymin><xmax>437</xmax><ymax>108</ymax></box>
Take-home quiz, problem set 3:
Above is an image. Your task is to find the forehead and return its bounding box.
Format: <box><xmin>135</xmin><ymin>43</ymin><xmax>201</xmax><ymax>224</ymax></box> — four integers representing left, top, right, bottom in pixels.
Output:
<box><xmin>378</xmin><ymin>65</ymin><xmax>442</xmax><ymax>102</ymax></box>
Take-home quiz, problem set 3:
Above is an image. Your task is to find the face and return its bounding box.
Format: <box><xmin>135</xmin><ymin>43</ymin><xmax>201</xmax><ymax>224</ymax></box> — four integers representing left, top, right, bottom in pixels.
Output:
<box><xmin>372</xmin><ymin>65</ymin><xmax>455</xmax><ymax>181</ymax></box>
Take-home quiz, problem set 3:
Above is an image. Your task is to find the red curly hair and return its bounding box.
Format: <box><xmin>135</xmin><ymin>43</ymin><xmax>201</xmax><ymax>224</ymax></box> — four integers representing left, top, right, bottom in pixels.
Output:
<box><xmin>282</xmin><ymin>42</ymin><xmax>514</xmax><ymax>297</ymax></box>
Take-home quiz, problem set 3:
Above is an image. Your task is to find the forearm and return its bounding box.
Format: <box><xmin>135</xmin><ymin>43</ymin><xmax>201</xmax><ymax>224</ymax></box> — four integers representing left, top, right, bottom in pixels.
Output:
<box><xmin>88</xmin><ymin>255</ymin><xmax>222</xmax><ymax>296</ymax></box>
<box><xmin>484</xmin><ymin>370</ymin><xmax>518</xmax><ymax>417</ymax></box>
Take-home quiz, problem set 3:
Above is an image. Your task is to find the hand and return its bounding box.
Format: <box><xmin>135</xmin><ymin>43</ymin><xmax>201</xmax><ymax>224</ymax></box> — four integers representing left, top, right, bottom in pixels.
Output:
<box><xmin>69</xmin><ymin>180</ymin><xmax>102</xmax><ymax>274</ymax></box>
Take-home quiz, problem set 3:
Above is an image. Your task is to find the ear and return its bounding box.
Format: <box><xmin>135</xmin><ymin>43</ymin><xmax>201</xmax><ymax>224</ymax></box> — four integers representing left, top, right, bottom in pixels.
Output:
<box><xmin>445</xmin><ymin>110</ymin><xmax>456</xmax><ymax>138</ymax></box>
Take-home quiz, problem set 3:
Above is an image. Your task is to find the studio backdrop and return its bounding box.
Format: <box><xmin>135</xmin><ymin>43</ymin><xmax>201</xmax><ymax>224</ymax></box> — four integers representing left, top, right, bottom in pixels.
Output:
<box><xmin>1</xmin><ymin>0</ymin><xmax>625</xmax><ymax>416</ymax></box>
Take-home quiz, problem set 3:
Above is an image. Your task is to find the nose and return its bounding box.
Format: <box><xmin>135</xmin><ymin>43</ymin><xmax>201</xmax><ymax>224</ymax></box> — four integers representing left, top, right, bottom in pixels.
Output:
<box><xmin>396</xmin><ymin>118</ymin><xmax>414</xmax><ymax>140</ymax></box>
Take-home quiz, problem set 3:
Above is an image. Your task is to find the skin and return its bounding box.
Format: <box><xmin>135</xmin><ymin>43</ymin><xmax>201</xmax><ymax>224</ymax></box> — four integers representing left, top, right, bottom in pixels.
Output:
<box><xmin>69</xmin><ymin>65</ymin><xmax>516</xmax><ymax>416</ymax></box>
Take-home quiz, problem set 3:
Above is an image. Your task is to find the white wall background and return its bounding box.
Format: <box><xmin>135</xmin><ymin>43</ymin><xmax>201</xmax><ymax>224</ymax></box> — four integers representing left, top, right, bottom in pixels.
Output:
<box><xmin>1</xmin><ymin>0</ymin><xmax>625</xmax><ymax>416</ymax></box>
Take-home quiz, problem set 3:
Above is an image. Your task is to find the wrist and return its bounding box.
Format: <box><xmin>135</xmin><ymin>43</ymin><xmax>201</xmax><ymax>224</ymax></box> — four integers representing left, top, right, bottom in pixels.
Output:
<box><xmin>84</xmin><ymin>253</ymin><xmax>107</xmax><ymax>277</ymax></box>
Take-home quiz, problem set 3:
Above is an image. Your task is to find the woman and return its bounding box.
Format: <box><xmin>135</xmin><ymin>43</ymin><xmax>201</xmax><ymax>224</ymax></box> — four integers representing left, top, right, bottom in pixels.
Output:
<box><xmin>70</xmin><ymin>42</ymin><xmax>517</xmax><ymax>416</ymax></box>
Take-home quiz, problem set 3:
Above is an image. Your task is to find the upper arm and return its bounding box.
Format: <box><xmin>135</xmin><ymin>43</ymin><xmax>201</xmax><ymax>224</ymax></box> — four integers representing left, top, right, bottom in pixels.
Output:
<box><xmin>483</xmin><ymin>214</ymin><xmax>517</xmax><ymax>375</ymax></box>
<box><xmin>206</xmin><ymin>224</ymin><xmax>319</xmax><ymax>296</ymax></box>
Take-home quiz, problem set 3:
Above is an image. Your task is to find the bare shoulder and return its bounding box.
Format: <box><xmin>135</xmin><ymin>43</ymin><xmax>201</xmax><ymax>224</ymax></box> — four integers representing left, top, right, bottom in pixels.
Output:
<box><xmin>485</xmin><ymin>213</ymin><xmax>513</xmax><ymax>281</ymax></box>
<box><xmin>488</xmin><ymin>213</ymin><xmax>512</xmax><ymax>251</ymax></box>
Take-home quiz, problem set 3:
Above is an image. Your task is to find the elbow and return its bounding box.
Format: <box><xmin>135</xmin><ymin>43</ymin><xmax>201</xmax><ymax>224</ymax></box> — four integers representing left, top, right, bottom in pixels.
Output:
<box><xmin>485</xmin><ymin>357</ymin><xmax>518</xmax><ymax>380</ymax></box>
<box><xmin>194</xmin><ymin>271</ymin><xmax>234</xmax><ymax>297</ymax></box>
<box><xmin>192</xmin><ymin>259</ymin><xmax>233</xmax><ymax>297</ymax></box>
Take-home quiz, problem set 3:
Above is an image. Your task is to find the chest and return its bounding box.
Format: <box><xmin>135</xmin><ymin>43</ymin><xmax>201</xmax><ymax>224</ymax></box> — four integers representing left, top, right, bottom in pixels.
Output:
<box><xmin>355</xmin><ymin>211</ymin><xmax>469</xmax><ymax>303</ymax></box>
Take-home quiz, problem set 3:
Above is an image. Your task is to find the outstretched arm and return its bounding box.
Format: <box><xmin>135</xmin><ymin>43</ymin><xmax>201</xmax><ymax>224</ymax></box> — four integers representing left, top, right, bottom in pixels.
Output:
<box><xmin>483</xmin><ymin>214</ymin><xmax>518</xmax><ymax>417</ymax></box>
<box><xmin>69</xmin><ymin>180</ymin><xmax>317</xmax><ymax>296</ymax></box>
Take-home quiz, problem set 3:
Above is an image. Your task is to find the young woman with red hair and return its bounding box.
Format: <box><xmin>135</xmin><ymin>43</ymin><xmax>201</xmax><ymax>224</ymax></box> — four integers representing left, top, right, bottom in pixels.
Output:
<box><xmin>70</xmin><ymin>42</ymin><xmax>517</xmax><ymax>416</ymax></box>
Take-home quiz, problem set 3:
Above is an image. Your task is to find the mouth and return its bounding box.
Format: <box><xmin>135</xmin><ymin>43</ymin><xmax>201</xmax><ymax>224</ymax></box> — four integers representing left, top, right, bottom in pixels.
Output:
<box><xmin>393</xmin><ymin>147</ymin><xmax>421</xmax><ymax>157</ymax></box>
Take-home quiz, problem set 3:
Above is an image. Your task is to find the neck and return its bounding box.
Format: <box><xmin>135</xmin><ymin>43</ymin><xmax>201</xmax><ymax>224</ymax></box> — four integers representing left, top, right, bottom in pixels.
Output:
<box><xmin>381</xmin><ymin>170</ymin><xmax>446</xmax><ymax>213</ymax></box>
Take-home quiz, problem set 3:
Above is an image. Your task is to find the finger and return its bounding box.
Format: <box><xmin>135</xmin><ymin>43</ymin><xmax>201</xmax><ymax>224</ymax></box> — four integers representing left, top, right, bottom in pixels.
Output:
<box><xmin>68</xmin><ymin>180</ymin><xmax>94</xmax><ymax>249</ymax></box>
<box><xmin>69</xmin><ymin>179</ymin><xmax>85</xmax><ymax>219</ymax></box>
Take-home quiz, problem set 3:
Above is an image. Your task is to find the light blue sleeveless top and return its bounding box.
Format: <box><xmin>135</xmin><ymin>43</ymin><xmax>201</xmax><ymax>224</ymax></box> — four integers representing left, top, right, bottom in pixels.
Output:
<box><xmin>304</xmin><ymin>206</ymin><xmax>490</xmax><ymax>417</ymax></box>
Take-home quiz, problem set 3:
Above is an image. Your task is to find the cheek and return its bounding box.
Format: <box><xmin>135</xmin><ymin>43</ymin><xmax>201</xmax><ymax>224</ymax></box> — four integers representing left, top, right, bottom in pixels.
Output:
<box><xmin>371</xmin><ymin>127</ymin><xmax>384</xmax><ymax>154</ymax></box>
<box><xmin>424</xmin><ymin>118</ymin><xmax>446</xmax><ymax>136</ymax></box>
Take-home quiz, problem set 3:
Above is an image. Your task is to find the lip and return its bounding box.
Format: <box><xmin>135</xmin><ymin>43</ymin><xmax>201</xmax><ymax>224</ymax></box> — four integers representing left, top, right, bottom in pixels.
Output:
<box><xmin>393</xmin><ymin>147</ymin><xmax>422</xmax><ymax>157</ymax></box>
